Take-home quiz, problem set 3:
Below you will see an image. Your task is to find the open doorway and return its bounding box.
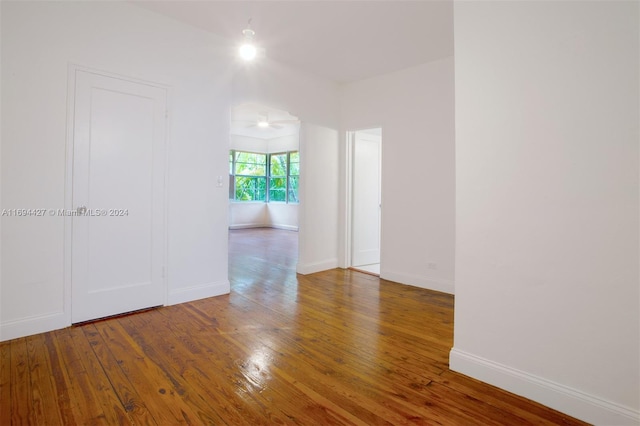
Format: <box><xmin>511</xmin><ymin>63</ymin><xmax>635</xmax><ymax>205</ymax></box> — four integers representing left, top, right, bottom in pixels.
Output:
<box><xmin>228</xmin><ymin>103</ymin><xmax>301</xmax><ymax>281</ymax></box>
<box><xmin>347</xmin><ymin>128</ymin><xmax>382</xmax><ymax>276</ymax></box>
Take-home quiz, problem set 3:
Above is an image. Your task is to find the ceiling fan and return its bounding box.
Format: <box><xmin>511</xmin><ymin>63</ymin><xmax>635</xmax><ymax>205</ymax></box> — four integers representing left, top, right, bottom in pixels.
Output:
<box><xmin>236</xmin><ymin>113</ymin><xmax>299</xmax><ymax>130</ymax></box>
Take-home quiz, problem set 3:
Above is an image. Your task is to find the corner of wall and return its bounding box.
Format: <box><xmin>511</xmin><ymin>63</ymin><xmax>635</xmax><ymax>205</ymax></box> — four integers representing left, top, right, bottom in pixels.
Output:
<box><xmin>381</xmin><ymin>270</ymin><xmax>454</xmax><ymax>295</ymax></box>
<box><xmin>296</xmin><ymin>258</ymin><xmax>339</xmax><ymax>275</ymax></box>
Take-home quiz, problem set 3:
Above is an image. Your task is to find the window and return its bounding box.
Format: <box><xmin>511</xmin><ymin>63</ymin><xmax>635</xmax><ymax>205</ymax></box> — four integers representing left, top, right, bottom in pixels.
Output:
<box><xmin>288</xmin><ymin>151</ymin><xmax>299</xmax><ymax>203</ymax></box>
<box><xmin>231</xmin><ymin>151</ymin><xmax>267</xmax><ymax>201</ymax></box>
<box><xmin>269</xmin><ymin>153</ymin><xmax>287</xmax><ymax>202</ymax></box>
<box><xmin>229</xmin><ymin>150</ymin><xmax>299</xmax><ymax>203</ymax></box>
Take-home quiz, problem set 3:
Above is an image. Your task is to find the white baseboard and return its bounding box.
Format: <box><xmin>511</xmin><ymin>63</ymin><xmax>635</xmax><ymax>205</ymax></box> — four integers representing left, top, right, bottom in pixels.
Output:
<box><xmin>296</xmin><ymin>258</ymin><xmax>339</xmax><ymax>275</ymax></box>
<box><xmin>270</xmin><ymin>224</ymin><xmax>299</xmax><ymax>231</ymax></box>
<box><xmin>381</xmin><ymin>270</ymin><xmax>455</xmax><ymax>295</ymax></box>
<box><xmin>0</xmin><ymin>311</ymin><xmax>69</xmax><ymax>342</ymax></box>
<box><xmin>1</xmin><ymin>281</ymin><xmax>231</xmax><ymax>342</ymax></box>
<box><xmin>449</xmin><ymin>348</ymin><xmax>640</xmax><ymax>426</ymax></box>
<box><xmin>229</xmin><ymin>223</ymin><xmax>298</xmax><ymax>231</ymax></box>
<box><xmin>167</xmin><ymin>280</ymin><xmax>230</xmax><ymax>306</ymax></box>
<box><xmin>229</xmin><ymin>223</ymin><xmax>269</xmax><ymax>230</ymax></box>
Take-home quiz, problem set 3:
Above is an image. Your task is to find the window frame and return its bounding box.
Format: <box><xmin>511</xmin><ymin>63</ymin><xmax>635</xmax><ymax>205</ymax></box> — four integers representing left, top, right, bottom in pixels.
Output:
<box><xmin>268</xmin><ymin>152</ymin><xmax>288</xmax><ymax>203</ymax></box>
<box><xmin>229</xmin><ymin>149</ymin><xmax>299</xmax><ymax>204</ymax></box>
<box><xmin>229</xmin><ymin>150</ymin><xmax>268</xmax><ymax>202</ymax></box>
<box><xmin>287</xmin><ymin>151</ymin><xmax>299</xmax><ymax>204</ymax></box>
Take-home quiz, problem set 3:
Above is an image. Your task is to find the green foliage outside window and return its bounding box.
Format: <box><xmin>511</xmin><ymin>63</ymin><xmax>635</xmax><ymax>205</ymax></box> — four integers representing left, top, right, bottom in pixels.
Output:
<box><xmin>288</xmin><ymin>152</ymin><xmax>299</xmax><ymax>203</ymax></box>
<box><xmin>235</xmin><ymin>152</ymin><xmax>266</xmax><ymax>176</ymax></box>
<box><xmin>229</xmin><ymin>150</ymin><xmax>299</xmax><ymax>203</ymax></box>
<box><xmin>269</xmin><ymin>153</ymin><xmax>287</xmax><ymax>202</ymax></box>
<box><xmin>232</xmin><ymin>152</ymin><xmax>267</xmax><ymax>201</ymax></box>
<box><xmin>235</xmin><ymin>176</ymin><xmax>267</xmax><ymax>201</ymax></box>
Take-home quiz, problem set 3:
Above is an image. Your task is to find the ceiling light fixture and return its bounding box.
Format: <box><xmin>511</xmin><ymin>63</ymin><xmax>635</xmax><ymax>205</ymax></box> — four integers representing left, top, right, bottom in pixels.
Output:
<box><xmin>239</xmin><ymin>19</ymin><xmax>257</xmax><ymax>61</ymax></box>
<box><xmin>257</xmin><ymin>113</ymin><xmax>269</xmax><ymax>128</ymax></box>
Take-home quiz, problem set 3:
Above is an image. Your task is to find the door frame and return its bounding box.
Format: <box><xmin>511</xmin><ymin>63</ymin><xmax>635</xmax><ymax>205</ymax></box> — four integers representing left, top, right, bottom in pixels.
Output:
<box><xmin>344</xmin><ymin>127</ymin><xmax>382</xmax><ymax>269</ymax></box>
<box><xmin>63</xmin><ymin>64</ymin><xmax>170</xmax><ymax>324</ymax></box>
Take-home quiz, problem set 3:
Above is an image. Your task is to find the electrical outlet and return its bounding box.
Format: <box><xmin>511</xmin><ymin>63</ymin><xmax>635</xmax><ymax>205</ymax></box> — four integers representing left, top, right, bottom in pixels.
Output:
<box><xmin>427</xmin><ymin>262</ymin><xmax>437</xmax><ymax>270</ymax></box>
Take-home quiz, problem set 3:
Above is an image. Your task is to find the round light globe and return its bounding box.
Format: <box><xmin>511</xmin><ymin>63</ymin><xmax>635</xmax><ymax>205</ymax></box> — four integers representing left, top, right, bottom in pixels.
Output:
<box><xmin>239</xmin><ymin>43</ymin><xmax>257</xmax><ymax>61</ymax></box>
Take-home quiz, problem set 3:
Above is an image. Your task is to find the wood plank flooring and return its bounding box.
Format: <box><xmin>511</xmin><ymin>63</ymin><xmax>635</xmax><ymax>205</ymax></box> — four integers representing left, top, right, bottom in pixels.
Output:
<box><xmin>0</xmin><ymin>227</ymin><xmax>588</xmax><ymax>425</ymax></box>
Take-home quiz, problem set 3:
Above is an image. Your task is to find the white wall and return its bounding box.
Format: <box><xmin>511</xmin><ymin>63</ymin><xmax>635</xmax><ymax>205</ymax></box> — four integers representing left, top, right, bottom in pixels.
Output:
<box><xmin>229</xmin><ymin>134</ymin><xmax>299</xmax><ymax>155</ymax></box>
<box><xmin>228</xmin><ymin>203</ymin><xmax>268</xmax><ymax>229</ymax></box>
<box><xmin>451</xmin><ymin>2</ymin><xmax>639</xmax><ymax>425</ymax></box>
<box><xmin>297</xmin><ymin>123</ymin><xmax>340</xmax><ymax>274</ymax></box>
<box><xmin>0</xmin><ymin>3</ymin><xmax>4</xmax><ymax>330</ymax></box>
<box><xmin>228</xmin><ymin>203</ymin><xmax>299</xmax><ymax>231</ymax></box>
<box><xmin>266</xmin><ymin>204</ymin><xmax>298</xmax><ymax>231</ymax></box>
<box><xmin>268</xmin><ymin>134</ymin><xmax>299</xmax><ymax>153</ymax></box>
<box><xmin>233</xmin><ymin>61</ymin><xmax>339</xmax><ymax>130</ymax></box>
<box><xmin>230</xmin><ymin>134</ymin><xmax>269</xmax><ymax>153</ymax></box>
<box><xmin>340</xmin><ymin>57</ymin><xmax>456</xmax><ymax>294</ymax></box>
<box><xmin>233</xmin><ymin>60</ymin><xmax>340</xmax><ymax>274</ymax></box>
<box><xmin>0</xmin><ymin>1</ymin><xmax>232</xmax><ymax>340</ymax></box>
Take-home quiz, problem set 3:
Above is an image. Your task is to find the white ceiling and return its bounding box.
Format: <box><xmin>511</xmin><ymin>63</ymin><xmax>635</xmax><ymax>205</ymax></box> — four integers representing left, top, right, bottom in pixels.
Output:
<box><xmin>231</xmin><ymin>103</ymin><xmax>299</xmax><ymax>139</ymax></box>
<box><xmin>133</xmin><ymin>1</ymin><xmax>454</xmax><ymax>84</ymax></box>
<box><xmin>359</xmin><ymin>128</ymin><xmax>382</xmax><ymax>136</ymax></box>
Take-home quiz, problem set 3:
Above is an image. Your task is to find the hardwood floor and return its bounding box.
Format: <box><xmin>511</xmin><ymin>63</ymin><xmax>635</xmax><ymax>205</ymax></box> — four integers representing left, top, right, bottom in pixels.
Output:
<box><xmin>0</xmin><ymin>227</ymin><xmax>588</xmax><ymax>425</ymax></box>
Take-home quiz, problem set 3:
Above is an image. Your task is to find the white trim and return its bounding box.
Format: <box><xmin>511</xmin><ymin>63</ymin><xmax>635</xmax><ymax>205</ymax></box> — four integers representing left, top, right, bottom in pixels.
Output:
<box><xmin>449</xmin><ymin>348</ymin><xmax>640</xmax><ymax>426</ymax></box>
<box><xmin>296</xmin><ymin>258</ymin><xmax>339</xmax><ymax>275</ymax></box>
<box><xmin>162</xmin><ymin>87</ymin><xmax>172</xmax><ymax>307</ymax></box>
<box><xmin>343</xmin><ymin>126</ymin><xmax>384</xmax><ymax>270</ymax></box>
<box><xmin>229</xmin><ymin>223</ymin><xmax>269</xmax><ymax>230</ymax></box>
<box><xmin>296</xmin><ymin>122</ymin><xmax>308</xmax><ymax>275</ymax></box>
<box><xmin>381</xmin><ymin>270</ymin><xmax>454</xmax><ymax>295</ymax></box>
<box><xmin>344</xmin><ymin>130</ymin><xmax>354</xmax><ymax>268</ymax></box>
<box><xmin>228</xmin><ymin>224</ymin><xmax>298</xmax><ymax>231</ymax></box>
<box><xmin>166</xmin><ymin>280</ymin><xmax>230</xmax><ymax>306</ymax></box>
<box><xmin>0</xmin><ymin>312</ymin><xmax>68</xmax><ymax>342</ymax></box>
<box><xmin>0</xmin><ymin>2</ymin><xmax>3</xmax><ymax>340</ymax></box>
<box><xmin>270</xmin><ymin>224</ymin><xmax>298</xmax><ymax>231</ymax></box>
<box><xmin>63</xmin><ymin>64</ymin><xmax>76</xmax><ymax>329</ymax></box>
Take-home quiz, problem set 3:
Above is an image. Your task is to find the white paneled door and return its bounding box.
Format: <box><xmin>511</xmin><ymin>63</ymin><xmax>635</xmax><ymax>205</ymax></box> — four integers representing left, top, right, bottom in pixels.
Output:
<box><xmin>351</xmin><ymin>130</ymin><xmax>381</xmax><ymax>267</ymax></box>
<box><xmin>71</xmin><ymin>70</ymin><xmax>167</xmax><ymax>323</ymax></box>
